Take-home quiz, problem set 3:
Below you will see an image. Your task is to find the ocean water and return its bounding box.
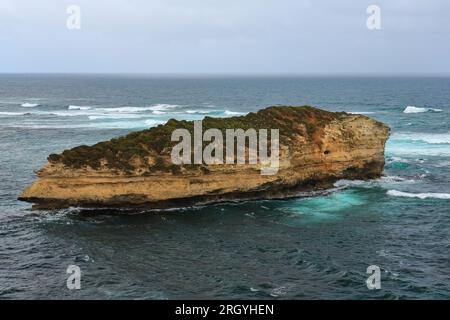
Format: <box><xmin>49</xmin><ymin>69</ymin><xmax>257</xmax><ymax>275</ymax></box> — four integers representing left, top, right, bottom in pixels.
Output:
<box><xmin>0</xmin><ymin>74</ymin><xmax>449</xmax><ymax>299</ymax></box>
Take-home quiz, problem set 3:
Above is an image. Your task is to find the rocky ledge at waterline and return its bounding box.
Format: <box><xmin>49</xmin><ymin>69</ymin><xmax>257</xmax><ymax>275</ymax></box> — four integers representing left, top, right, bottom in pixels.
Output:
<box><xmin>19</xmin><ymin>106</ymin><xmax>390</xmax><ymax>209</ymax></box>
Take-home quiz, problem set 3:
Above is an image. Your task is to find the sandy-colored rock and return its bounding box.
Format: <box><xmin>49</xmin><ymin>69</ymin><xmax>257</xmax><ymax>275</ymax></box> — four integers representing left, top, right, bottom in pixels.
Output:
<box><xmin>19</xmin><ymin>106</ymin><xmax>390</xmax><ymax>209</ymax></box>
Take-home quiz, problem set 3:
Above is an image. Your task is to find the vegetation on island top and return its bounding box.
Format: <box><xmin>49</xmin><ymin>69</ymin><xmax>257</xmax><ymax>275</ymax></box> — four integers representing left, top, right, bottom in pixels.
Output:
<box><xmin>47</xmin><ymin>106</ymin><xmax>344</xmax><ymax>172</ymax></box>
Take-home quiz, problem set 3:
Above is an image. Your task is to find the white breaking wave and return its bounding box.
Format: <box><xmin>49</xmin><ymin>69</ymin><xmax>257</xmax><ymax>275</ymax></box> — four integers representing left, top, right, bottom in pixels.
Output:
<box><xmin>347</xmin><ymin>111</ymin><xmax>376</xmax><ymax>115</ymax></box>
<box><xmin>7</xmin><ymin>119</ymin><xmax>167</xmax><ymax>130</ymax></box>
<box><xmin>144</xmin><ymin>119</ymin><xmax>166</xmax><ymax>126</ymax></box>
<box><xmin>88</xmin><ymin>114</ymin><xmax>143</xmax><ymax>120</ymax></box>
<box><xmin>387</xmin><ymin>156</ymin><xmax>409</xmax><ymax>163</ymax></box>
<box><xmin>5</xmin><ymin>104</ymin><xmax>247</xmax><ymax>123</ymax></box>
<box><xmin>403</xmin><ymin>106</ymin><xmax>443</xmax><ymax>113</ymax></box>
<box><xmin>21</xmin><ymin>103</ymin><xmax>39</xmax><ymax>107</ymax></box>
<box><xmin>387</xmin><ymin>190</ymin><xmax>450</xmax><ymax>200</ymax></box>
<box><xmin>49</xmin><ymin>111</ymin><xmax>93</xmax><ymax>117</ymax></box>
<box><xmin>224</xmin><ymin>110</ymin><xmax>246</xmax><ymax>116</ymax></box>
<box><xmin>333</xmin><ymin>180</ymin><xmax>367</xmax><ymax>188</ymax></box>
<box><xmin>150</xmin><ymin>103</ymin><xmax>179</xmax><ymax>110</ymax></box>
<box><xmin>95</xmin><ymin>106</ymin><xmax>154</xmax><ymax>113</ymax></box>
<box><xmin>68</xmin><ymin>105</ymin><xmax>91</xmax><ymax>110</ymax></box>
<box><xmin>185</xmin><ymin>109</ymin><xmax>213</xmax><ymax>114</ymax></box>
<box><xmin>95</xmin><ymin>120</ymin><xmax>165</xmax><ymax>129</ymax></box>
<box><xmin>378</xmin><ymin>175</ymin><xmax>417</xmax><ymax>184</ymax></box>
<box><xmin>0</xmin><ymin>112</ymin><xmax>27</xmax><ymax>116</ymax></box>
<box><xmin>95</xmin><ymin>104</ymin><xmax>178</xmax><ymax>113</ymax></box>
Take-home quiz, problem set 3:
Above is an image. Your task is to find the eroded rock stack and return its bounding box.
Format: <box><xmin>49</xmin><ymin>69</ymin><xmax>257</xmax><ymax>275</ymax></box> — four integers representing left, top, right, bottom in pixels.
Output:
<box><xmin>19</xmin><ymin>106</ymin><xmax>390</xmax><ymax>209</ymax></box>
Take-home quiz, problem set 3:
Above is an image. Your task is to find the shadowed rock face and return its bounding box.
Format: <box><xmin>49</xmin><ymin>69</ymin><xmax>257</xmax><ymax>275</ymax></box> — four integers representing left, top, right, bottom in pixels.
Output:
<box><xmin>19</xmin><ymin>106</ymin><xmax>390</xmax><ymax>209</ymax></box>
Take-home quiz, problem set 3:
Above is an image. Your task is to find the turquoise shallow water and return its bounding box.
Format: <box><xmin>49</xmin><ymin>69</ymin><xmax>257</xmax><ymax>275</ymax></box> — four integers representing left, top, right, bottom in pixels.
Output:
<box><xmin>0</xmin><ymin>75</ymin><xmax>449</xmax><ymax>299</ymax></box>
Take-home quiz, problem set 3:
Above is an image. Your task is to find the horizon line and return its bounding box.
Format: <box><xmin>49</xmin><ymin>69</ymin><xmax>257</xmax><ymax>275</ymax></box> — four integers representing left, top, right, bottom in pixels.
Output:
<box><xmin>1</xmin><ymin>72</ymin><xmax>450</xmax><ymax>78</ymax></box>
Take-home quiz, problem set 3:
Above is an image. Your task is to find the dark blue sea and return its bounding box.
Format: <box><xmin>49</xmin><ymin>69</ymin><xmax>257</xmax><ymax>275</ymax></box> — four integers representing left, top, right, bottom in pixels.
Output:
<box><xmin>0</xmin><ymin>75</ymin><xmax>449</xmax><ymax>299</ymax></box>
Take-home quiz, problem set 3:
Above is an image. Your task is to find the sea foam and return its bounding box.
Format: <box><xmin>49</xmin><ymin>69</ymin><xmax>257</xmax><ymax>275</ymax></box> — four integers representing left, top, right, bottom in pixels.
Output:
<box><xmin>334</xmin><ymin>176</ymin><xmax>415</xmax><ymax>189</ymax></box>
<box><xmin>387</xmin><ymin>190</ymin><xmax>450</xmax><ymax>199</ymax></box>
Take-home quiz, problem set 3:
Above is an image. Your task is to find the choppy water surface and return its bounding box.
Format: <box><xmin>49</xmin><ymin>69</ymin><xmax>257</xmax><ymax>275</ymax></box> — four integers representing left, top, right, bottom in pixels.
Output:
<box><xmin>0</xmin><ymin>75</ymin><xmax>449</xmax><ymax>299</ymax></box>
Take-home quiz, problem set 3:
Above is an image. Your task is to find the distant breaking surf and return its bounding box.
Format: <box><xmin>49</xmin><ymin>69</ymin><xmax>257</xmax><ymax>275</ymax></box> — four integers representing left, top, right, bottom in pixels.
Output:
<box><xmin>68</xmin><ymin>105</ymin><xmax>92</xmax><ymax>110</ymax></box>
<box><xmin>347</xmin><ymin>111</ymin><xmax>376</xmax><ymax>115</ymax></box>
<box><xmin>21</xmin><ymin>103</ymin><xmax>39</xmax><ymax>107</ymax></box>
<box><xmin>403</xmin><ymin>106</ymin><xmax>442</xmax><ymax>113</ymax></box>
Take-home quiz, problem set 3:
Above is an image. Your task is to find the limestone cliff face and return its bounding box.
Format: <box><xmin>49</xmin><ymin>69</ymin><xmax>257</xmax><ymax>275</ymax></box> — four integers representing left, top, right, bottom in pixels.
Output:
<box><xmin>19</xmin><ymin>106</ymin><xmax>390</xmax><ymax>209</ymax></box>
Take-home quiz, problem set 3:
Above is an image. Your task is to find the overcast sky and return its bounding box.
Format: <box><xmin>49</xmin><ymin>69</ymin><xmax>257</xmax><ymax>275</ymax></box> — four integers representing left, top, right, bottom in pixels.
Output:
<box><xmin>1</xmin><ymin>0</ymin><xmax>449</xmax><ymax>74</ymax></box>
